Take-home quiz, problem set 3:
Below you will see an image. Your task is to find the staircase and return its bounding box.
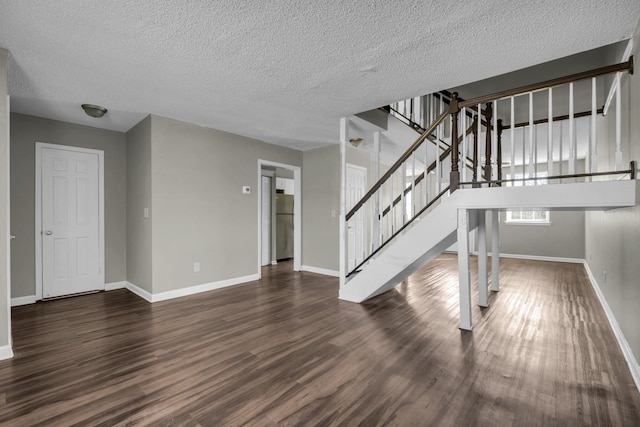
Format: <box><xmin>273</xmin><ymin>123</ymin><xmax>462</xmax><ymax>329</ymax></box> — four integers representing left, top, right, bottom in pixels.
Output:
<box><xmin>339</xmin><ymin>57</ymin><xmax>638</xmax><ymax>330</ymax></box>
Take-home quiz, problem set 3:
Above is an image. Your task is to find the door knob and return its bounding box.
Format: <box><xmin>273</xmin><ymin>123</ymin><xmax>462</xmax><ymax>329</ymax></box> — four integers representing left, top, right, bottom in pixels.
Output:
<box><xmin>44</xmin><ymin>231</ymin><xmax>52</xmax><ymax>235</ymax></box>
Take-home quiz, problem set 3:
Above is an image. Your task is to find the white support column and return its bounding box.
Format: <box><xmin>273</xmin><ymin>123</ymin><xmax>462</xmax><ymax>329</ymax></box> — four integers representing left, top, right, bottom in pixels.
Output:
<box><xmin>491</xmin><ymin>210</ymin><xmax>500</xmax><ymax>292</ymax></box>
<box><xmin>457</xmin><ymin>208</ymin><xmax>473</xmax><ymax>331</ymax></box>
<box><xmin>477</xmin><ymin>210</ymin><xmax>489</xmax><ymax>307</ymax></box>
<box><xmin>462</xmin><ymin>107</ymin><xmax>467</xmax><ymax>183</ymax></box>
<box><xmin>339</xmin><ymin>117</ymin><xmax>348</xmax><ymax>287</ymax></box>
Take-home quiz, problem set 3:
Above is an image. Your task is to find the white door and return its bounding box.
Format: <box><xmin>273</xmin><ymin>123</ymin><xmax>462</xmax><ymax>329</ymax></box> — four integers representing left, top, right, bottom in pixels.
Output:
<box><xmin>261</xmin><ymin>175</ymin><xmax>272</xmax><ymax>266</ymax></box>
<box><xmin>346</xmin><ymin>165</ymin><xmax>366</xmax><ymax>272</ymax></box>
<box><xmin>40</xmin><ymin>146</ymin><xmax>103</xmax><ymax>298</ymax></box>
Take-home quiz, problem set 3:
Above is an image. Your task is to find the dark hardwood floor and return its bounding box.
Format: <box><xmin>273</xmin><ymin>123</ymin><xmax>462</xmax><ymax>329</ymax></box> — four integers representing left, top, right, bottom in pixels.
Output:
<box><xmin>1</xmin><ymin>255</ymin><xmax>639</xmax><ymax>426</ymax></box>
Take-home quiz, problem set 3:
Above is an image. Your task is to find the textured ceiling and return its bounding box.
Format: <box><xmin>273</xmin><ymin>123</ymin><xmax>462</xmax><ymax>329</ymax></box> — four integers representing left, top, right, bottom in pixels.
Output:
<box><xmin>0</xmin><ymin>1</ymin><xmax>639</xmax><ymax>151</ymax></box>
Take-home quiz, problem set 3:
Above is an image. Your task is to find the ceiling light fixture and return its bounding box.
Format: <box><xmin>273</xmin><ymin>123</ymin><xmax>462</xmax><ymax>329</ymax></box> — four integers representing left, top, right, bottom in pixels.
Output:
<box><xmin>81</xmin><ymin>104</ymin><xmax>108</xmax><ymax>118</ymax></box>
<box><xmin>349</xmin><ymin>138</ymin><xmax>364</xmax><ymax>148</ymax></box>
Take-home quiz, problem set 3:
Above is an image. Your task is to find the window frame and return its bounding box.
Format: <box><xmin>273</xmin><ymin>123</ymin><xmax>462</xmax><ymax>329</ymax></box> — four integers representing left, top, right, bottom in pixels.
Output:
<box><xmin>504</xmin><ymin>172</ymin><xmax>551</xmax><ymax>225</ymax></box>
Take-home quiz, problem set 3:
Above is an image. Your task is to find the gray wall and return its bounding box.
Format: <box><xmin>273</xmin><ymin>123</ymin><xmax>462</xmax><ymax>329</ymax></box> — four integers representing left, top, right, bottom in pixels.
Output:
<box><xmin>302</xmin><ymin>145</ymin><xmax>340</xmax><ymax>271</ymax></box>
<box><xmin>1</xmin><ymin>48</ymin><xmax>9</xmax><ymax>348</ymax></box>
<box><xmin>10</xmin><ymin>113</ymin><xmax>127</xmax><ymax>298</ymax></box>
<box><xmin>150</xmin><ymin>116</ymin><xmax>302</xmax><ymax>294</ymax></box>
<box><xmin>487</xmin><ymin>210</ymin><xmax>585</xmax><ymax>259</ymax></box>
<box><xmin>126</xmin><ymin>116</ymin><xmax>152</xmax><ymax>292</ymax></box>
<box><xmin>484</xmin><ymin>161</ymin><xmax>586</xmax><ymax>260</ymax></box>
<box><xmin>585</xmin><ymin>22</ymin><xmax>640</xmax><ymax>363</ymax></box>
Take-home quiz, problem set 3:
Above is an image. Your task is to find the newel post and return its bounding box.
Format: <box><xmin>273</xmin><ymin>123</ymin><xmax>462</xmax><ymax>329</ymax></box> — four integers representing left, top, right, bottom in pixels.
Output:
<box><xmin>450</xmin><ymin>92</ymin><xmax>460</xmax><ymax>192</ymax></box>
<box><xmin>483</xmin><ymin>102</ymin><xmax>493</xmax><ymax>182</ymax></box>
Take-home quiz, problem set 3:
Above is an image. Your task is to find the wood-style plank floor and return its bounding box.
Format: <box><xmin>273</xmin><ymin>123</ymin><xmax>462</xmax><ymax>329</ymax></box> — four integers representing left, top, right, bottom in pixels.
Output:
<box><xmin>1</xmin><ymin>255</ymin><xmax>639</xmax><ymax>426</ymax></box>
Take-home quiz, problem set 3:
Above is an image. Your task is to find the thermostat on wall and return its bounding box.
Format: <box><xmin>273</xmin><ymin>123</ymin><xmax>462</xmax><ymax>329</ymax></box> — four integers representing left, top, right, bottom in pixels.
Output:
<box><xmin>242</xmin><ymin>186</ymin><xmax>251</xmax><ymax>194</ymax></box>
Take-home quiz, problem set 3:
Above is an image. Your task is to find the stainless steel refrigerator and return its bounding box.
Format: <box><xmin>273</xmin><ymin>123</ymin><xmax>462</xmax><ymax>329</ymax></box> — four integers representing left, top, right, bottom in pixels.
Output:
<box><xmin>276</xmin><ymin>194</ymin><xmax>294</xmax><ymax>260</ymax></box>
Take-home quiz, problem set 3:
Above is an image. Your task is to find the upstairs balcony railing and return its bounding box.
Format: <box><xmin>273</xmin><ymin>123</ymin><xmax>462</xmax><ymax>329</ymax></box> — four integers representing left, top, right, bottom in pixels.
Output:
<box><xmin>344</xmin><ymin>56</ymin><xmax>635</xmax><ymax>279</ymax></box>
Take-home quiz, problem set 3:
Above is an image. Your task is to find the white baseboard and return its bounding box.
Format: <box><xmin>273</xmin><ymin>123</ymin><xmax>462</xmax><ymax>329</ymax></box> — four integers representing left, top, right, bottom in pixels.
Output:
<box><xmin>300</xmin><ymin>265</ymin><xmax>340</xmax><ymax>277</ymax></box>
<box><xmin>479</xmin><ymin>252</ymin><xmax>583</xmax><ymax>264</ymax></box>
<box><xmin>105</xmin><ymin>281</ymin><xmax>126</xmax><ymax>291</ymax></box>
<box><xmin>125</xmin><ymin>274</ymin><xmax>260</xmax><ymax>303</ymax></box>
<box><xmin>271</xmin><ymin>260</ymin><xmax>278</xmax><ymax>265</ymax></box>
<box><xmin>11</xmin><ymin>295</ymin><xmax>37</xmax><ymax>307</ymax></box>
<box><xmin>125</xmin><ymin>281</ymin><xmax>153</xmax><ymax>303</ymax></box>
<box><xmin>583</xmin><ymin>260</ymin><xmax>640</xmax><ymax>394</ymax></box>
<box><xmin>0</xmin><ymin>345</ymin><xmax>13</xmax><ymax>360</ymax></box>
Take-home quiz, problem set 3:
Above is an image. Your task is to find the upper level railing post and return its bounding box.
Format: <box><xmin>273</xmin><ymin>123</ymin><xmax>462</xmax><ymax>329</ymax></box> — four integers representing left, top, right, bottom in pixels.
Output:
<box><xmin>497</xmin><ymin>119</ymin><xmax>503</xmax><ymax>186</ymax></box>
<box><xmin>449</xmin><ymin>92</ymin><xmax>460</xmax><ymax>192</ymax></box>
<box><xmin>483</xmin><ymin>102</ymin><xmax>493</xmax><ymax>183</ymax></box>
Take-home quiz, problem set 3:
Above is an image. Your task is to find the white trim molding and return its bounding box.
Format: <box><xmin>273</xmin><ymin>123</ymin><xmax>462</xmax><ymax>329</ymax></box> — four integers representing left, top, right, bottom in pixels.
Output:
<box><xmin>0</xmin><ymin>345</ymin><xmax>13</xmax><ymax>361</ymax></box>
<box><xmin>492</xmin><ymin>253</ymin><xmax>584</xmax><ymax>264</ymax></box>
<box><xmin>583</xmin><ymin>261</ymin><xmax>640</xmax><ymax>394</ymax></box>
<box><xmin>150</xmin><ymin>274</ymin><xmax>259</xmax><ymax>303</ymax></box>
<box><xmin>105</xmin><ymin>281</ymin><xmax>127</xmax><ymax>291</ymax></box>
<box><xmin>125</xmin><ymin>274</ymin><xmax>260</xmax><ymax>303</ymax></box>
<box><xmin>300</xmin><ymin>265</ymin><xmax>340</xmax><ymax>277</ymax></box>
<box><xmin>124</xmin><ymin>281</ymin><xmax>153</xmax><ymax>303</ymax></box>
<box><xmin>11</xmin><ymin>295</ymin><xmax>37</xmax><ymax>307</ymax></box>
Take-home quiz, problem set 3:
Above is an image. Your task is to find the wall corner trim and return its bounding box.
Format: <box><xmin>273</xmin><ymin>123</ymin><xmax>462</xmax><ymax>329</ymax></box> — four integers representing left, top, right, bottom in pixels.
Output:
<box><xmin>0</xmin><ymin>345</ymin><xmax>14</xmax><ymax>361</ymax></box>
<box><xmin>583</xmin><ymin>260</ymin><xmax>640</xmax><ymax>394</ymax></box>
<box><xmin>10</xmin><ymin>295</ymin><xmax>37</xmax><ymax>307</ymax></box>
<box><xmin>125</xmin><ymin>281</ymin><xmax>153</xmax><ymax>303</ymax></box>
<box><xmin>300</xmin><ymin>265</ymin><xmax>340</xmax><ymax>277</ymax></box>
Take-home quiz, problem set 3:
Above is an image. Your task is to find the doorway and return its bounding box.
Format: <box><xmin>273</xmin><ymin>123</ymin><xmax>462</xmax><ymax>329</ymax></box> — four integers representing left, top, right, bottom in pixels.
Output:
<box><xmin>258</xmin><ymin>160</ymin><xmax>301</xmax><ymax>278</ymax></box>
<box><xmin>35</xmin><ymin>143</ymin><xmax>105</xmax><ymax>299</ymax></box>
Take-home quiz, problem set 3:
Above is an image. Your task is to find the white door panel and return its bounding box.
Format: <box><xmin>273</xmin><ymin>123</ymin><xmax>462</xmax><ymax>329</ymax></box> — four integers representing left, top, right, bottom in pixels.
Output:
<box><xmin>41</xmin><ymin>147</ymin><xmax>102</xmax><ymax>298</ymax></box>
<box><xmin>346</xmin><ymin>165</ymin><xmax>366</xmax><ymax>272</ymax></box>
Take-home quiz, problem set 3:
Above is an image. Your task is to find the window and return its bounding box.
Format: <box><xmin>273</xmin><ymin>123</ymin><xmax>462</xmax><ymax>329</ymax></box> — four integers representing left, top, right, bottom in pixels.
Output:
<box><xmin>505</xmin><ymin>172</ymin><xmax>550</xmax><ymax>225</ymax></box>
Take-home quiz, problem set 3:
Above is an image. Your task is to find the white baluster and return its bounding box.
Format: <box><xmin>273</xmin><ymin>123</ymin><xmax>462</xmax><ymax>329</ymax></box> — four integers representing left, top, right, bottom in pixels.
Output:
<box><xmin>478</xmin><ymin>103</ymin><xmax>483</xmax><ymax>182</ymax></box>
<box><xmin>492</xmin><ymin>100</ymin><xmax>498</xmax><ymax>180</ymax></box>
<box><xmin>529</xmin><ymin>93</ymin><xmax>534</xmax><ymax>179</ymax></box>
<box><xmin>569</xmin><ymin>82</ymin><xmax>575</xmax><ymax>175</ymax></box>
<box><xmin>590</xmin><ymin>78</ymin><xmax>597</xmax><ymax>176</ymax></box>
<box><xmin>615</xmin><ymin>73</ymin><xmax>622</xmax><ymax>170</ymax></box>
<box><xmin>548</xmin><ymin>88</ymin><xmax>553</xmax><ymax>176</ymax></box>
<box><xmin>462</xmin><ymin>107</ymin><xmax>467</xmax><ymax>183</ymax></box>
<box><xmin>511</xmin><ymin>97</ymin><xmax>515</xmax><ymax>181</ymax></box>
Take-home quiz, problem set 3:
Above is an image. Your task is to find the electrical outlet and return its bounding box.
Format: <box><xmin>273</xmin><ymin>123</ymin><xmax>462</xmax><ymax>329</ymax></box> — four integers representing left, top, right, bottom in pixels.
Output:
<box><xmin>193</xmin><ymin>262</ymin><xmax>200</xmax><ymax>273</ymax></box>
<box><xmin>242</xmin><ymin>186</ymin><xmax>251</xmax><ymax>194</ymax></box>
<box><xmin>331</xmin><ymin>209</ymin><xmax>336</xmax><ymax>218</ymax></box>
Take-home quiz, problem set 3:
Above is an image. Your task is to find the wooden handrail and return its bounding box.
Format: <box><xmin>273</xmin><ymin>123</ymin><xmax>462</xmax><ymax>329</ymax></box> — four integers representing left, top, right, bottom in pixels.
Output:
<box><xmin>345</xmin><ymin>109</ymin><xmax>449</xmax><ymax>220</ymax></box>
<box><xmin>459</xmin><ymin>57</ymin><xmax>634</xmax><ymax>109</ymax></box>
<box><xmin>381</xmin><ymin>125</ymin><xmax>477</xmax><ymax>217</ymax></box>
<box><xmin>347</xmin><ymin>186</ymin><xmax>451</xmax><ymax>277</ymax></box>
<box><xmin>502</xmin><ymin>108</ymin><xmax>604</xmax><ymax>130</ymax></box>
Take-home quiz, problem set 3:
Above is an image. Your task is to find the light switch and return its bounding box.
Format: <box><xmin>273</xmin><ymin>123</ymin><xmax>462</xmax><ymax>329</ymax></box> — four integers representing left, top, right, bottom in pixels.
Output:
<box><xmin>243</xmin><ymin>186</ymin><xmax>251</xmax><ymax>194</ymax></box>
<box><xmin>144</xmin><ymin>207</ymin><xmax>149</xmax><ymax>218</ymax></box>
<box><xmin>331</xmin><ymin>209</ymin><xmax>336</xmax><ymax>218</ymax></box>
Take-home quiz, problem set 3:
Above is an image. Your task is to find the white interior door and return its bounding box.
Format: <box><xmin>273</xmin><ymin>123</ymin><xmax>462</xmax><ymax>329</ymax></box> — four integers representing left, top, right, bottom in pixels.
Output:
<box><xmin>346</xmin><ymin>164</ymin><xmax>366</xmax><ymax>272</ymax></box>
<box><xmin>261</xmin><ymin>175</ymin><xmax>272</xmax><ymax>266</ymax></box>
<box><xmin>40</xmin><ymin>146</ymin><xmax>103</xmax><ymax>298</ymax></box>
